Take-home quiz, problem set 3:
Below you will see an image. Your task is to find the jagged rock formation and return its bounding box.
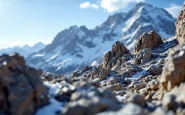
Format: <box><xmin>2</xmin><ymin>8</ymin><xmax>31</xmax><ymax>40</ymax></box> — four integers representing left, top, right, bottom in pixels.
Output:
<box><xmin>176</xmin><ymin>2</ymin><xmax>185</xmax><ymax>44</ymax></box>
<box><xmin>0</xmin><ymin>53</ymin><xmax>48</xmax><ymax>115</ymax></box>
<box><xmin>103</xmin><ymin>41</ymin><xmax>130</xmax><ymax>69</ymax></box>
<box><xmin>135</xmin><ymin>31</ymin><xmax>163</xmax><ymax>52</ymax></box>
<box><xmin>160</xmin><ymin>44</ymin><xmax>185</xmax><ymax>91</ymax></box>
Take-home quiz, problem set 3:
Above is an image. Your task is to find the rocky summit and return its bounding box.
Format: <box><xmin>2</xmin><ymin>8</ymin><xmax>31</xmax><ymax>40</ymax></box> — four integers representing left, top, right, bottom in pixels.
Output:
<box><xmin>1</xmin><ymin>1</ymin><xmax>185</xmax><ymax>115</ymax></box>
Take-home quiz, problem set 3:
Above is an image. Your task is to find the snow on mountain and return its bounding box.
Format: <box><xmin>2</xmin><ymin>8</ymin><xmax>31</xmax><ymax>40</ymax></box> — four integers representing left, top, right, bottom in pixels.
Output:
<box><xmin>26</xmin><ymin>2</ymin><xmax>176</xmax><ymax>75</ymax></box>
<box><xmin>0</xmin><ymin>42</ymin><xmax>46</xmax><ymax>57</ymax></box>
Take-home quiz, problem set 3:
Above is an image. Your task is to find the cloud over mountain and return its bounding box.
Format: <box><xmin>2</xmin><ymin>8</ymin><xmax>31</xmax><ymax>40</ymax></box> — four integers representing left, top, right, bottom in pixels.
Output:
<box><xmin>100</xmin><ymin>0</ymin><xmax>144</xmax><ymax>12</ymax></box>
<box><xmin>165</xmin><ymin>4</ymin><xmax>182</xmax><ymax>18</ymax></box>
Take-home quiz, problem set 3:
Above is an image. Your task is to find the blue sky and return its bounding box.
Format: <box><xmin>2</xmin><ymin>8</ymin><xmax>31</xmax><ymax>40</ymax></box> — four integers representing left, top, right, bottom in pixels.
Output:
<box><xmin>0</xmin><ymin>0</ymin><xmax>184</xmax><ymax>47</ymax></box>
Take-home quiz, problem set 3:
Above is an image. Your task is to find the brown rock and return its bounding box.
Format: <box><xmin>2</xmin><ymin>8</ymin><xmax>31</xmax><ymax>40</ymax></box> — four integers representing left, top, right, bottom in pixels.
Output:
<box><xmin>0</xmin><ymin>53</ymin><xmax>48</xmax><ymax>115</ymax></box>
<box><xmin>106</xmin><ymin>77</ymin><xmax>117</xmax><ymax>85</ymax></box>
<box><xmin>160</xmin><ymin>44</ymin><xmax>185</xmax><ymax>91</ymax></box>
<box><xmin>126</xmin><ymin>93</ymin><xmax>147</xmax><ymax>107</ymax></box>
<box><xmin>176</xmin><ymin>2</ymin><xmax>185</xmax><ymax>44</ymax></box>
<box><xmin>98</xmin><ymin>68</ymin><xmax>108</xmax><ymax>81</ymax></box>
<box><xmin>147</xmin><ymin>79</ymin><xmax>159</xmax><ymax>91</ymax></box>
<box><xmin>134</xmin><ymin>82</ymin><xmax>146</xmax><ymax>90</ymax></box>
<box><xmin>133</xmin><ymin>48</ymin><xmax>151</xmax><ymax>65</ymax></box>
<box><xmin>106</xmin><ymin>83</ymin><xmax>122</xmax><ymax>91</ymax></box>
<box><xmin>103</xmin><ymin>41</ymin><xmax>130</xmax><ymax>69</ymax></box>
<box><xmin>135</xmin><ymin>31</ymin><xmax>163</xmax><ymax>52</ymax></box>
<box><xmin>62</xmin><ymin>88</ymin><xmax>121</xmax><ymax>115</ymax></box>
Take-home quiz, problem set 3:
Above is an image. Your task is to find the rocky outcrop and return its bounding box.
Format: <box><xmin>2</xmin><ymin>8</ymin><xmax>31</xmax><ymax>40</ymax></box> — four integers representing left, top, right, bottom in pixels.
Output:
<box><xmin>176</xmin><ymin>2</ymin><xmax>185</xmax><ymax>44</ymax></box>
<box><xmin>135</xmin><ymin>31</ymin><xmax>163</xmax><ymax>52</ymax></box>
<box><xmin>0</xmin><ymin>53</ymin><xmax>48</xmax><ymax>115</ymax></box>
<box><xmin>103</xmin><ymin>41</ymin><xmax>130</xmax><ymax>69</ymax></box>
<box><xmin>160</xmin><ymin>44</ymin><xmax>185</xmax><ymax>91</ymax></box>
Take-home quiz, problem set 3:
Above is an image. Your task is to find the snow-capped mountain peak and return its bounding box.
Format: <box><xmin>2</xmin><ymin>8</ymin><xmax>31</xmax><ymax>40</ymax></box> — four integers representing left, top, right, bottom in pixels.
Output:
<box><xmin>26</xmin><ymin>3</ymin><xmax>176</xmax><ymax>75</ymax></box>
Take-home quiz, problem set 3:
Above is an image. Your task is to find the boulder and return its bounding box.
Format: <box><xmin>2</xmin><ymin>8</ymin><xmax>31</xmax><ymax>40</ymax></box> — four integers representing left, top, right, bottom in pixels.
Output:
<box><xmin>135</xmin><ymin>31</ymin><xmax>163</xmax><ymax>52</ymax></box>
<box><xmin>106</xmin><ymin>83</ymin><xmax>122</xmax><ymax>91</ymax></box>
<box><xmin>103</xmin><ymin>41</ymin><xmax>130</xmax><ymax>69</ymax></box>
<box><xmin>147</xmin><ymin>79</ymin><xmax>159</xmax><ymax>91</ymax></box>
<box><xmin>132</xmin><ymin>48</ymin><xmax>151</xmax><ymax>65</ymax></box>
<box><xmin>176</xmin><ymin>2</ymin><xmax>185</xmax><ymax>44</ymax></box>
<box><xmin>62</xmin><ymin>88</ymin><xmax>121</xmax><ymax>115</ymax></box>
<box><xmin>0</xmin><ymin>53</ymin><xmax>48</xmax><ymax>115</ymax></box>
<box><xmin>126</xmin><ymin>93</ymin><xmax>147</xmax><ymax>107</ymax></box>
<box><xmin>160</xmin><ymin>44</ymin><xmax>185</xmax><ymax>91</ymax></box>
<box><xmin>99</xmin><ymin>68</ymin><xmax>108</xmax><ymax>81</ymax></box>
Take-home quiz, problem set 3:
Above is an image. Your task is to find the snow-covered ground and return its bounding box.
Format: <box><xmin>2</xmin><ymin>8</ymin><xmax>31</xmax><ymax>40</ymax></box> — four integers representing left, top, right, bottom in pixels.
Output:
<box><xmin>35</xmin><ymin>82</ymin><xmax>66</xmax><ymax>115</ymax></box>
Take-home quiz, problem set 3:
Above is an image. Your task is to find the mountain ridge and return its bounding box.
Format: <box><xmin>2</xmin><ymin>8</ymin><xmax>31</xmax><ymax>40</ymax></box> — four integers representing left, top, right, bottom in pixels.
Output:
<box><xmin>0</xmin><ymin>42</ymin><xmax>46</xmax><ymax>57</ymax></box>
<box><xmin>26</xmin><ymin>2</ymin><xmax>176</xmax><ymax>75</ymax></box>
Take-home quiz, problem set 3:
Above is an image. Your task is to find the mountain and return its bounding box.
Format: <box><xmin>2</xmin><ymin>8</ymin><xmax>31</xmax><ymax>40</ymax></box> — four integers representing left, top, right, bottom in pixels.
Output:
<box><xmin>0</xmin><ymin>42</ymin><xmax>46</xmax><ymax>57</ymax></box>
<box><xmin>26</xmin><ymin>2</ymin><xmax>176</xmax><ymax>75</ymax></box>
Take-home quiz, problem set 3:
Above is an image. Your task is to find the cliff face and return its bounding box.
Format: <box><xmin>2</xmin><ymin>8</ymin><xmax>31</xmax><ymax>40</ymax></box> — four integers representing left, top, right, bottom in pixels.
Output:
<box><xmin>176</xmin><ymin>2</ymin><xmax>185</xmax><ymax>44</ymax></box>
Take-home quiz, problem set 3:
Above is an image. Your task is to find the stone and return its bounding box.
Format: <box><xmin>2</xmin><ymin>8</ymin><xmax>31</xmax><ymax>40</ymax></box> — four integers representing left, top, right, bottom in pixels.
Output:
<box><xmin>0</xmin><ymin>53</ymin><xmax>48</xmax><ymax>115</ymax></box>
<box><xmin>126</xmin><ymin>93</ymin><xmax>147</xmax><ymax>107</ymax></box>
<box><xmin>176</xmin><ymin>2</ymin><xmax>185</xmax><ymax>44</ymax></box>
<box><xmin>134</xmin><ymin>82</ymin><xmax>146</xmax><ymax>90</ymax></box>
<box><xmin>106</xmin><ymin>77</ymin><xmax>117</xmax><ymax>85</ymax></box>
<box><xmin>103</xmin><ymin>41</ymin><xmax>130</xmax><ymax>69</ymax></box>
<box><xmin>106</xmin><ymin>83</ymin><xmax>122</xmax><ymax>91</ymax></box>
<box><xmin>147</xmin><ymin>79</ymin><xmax>159</xmax><ymax>91</ymax></box>
<box><xmin>135</xmin><ymin>31</ymin><xmax>163</xmax><ymax>52</ymax></box>
<box><xmin>62</xmin><ymin>88</ymin><xmax>121</xmax><ymax>115</ymax></box>
<box><xmin>98</xmin><ymin>68</ymin><xmax>108</xmax><ymax>81</ymax></box>
<box><xmin>160</xmin><ymin>44</ymin><xmax>185</xmax><ymax>91</ymax></box>
<box><xmin>147</xmin><ymin>64</ymin><xmax>163</xmax><ymax>75</ymax></box>
<box><xmin>133</xmin><ymin>48</ymin><xmax>152</xmax><ymax>65</ymax></box>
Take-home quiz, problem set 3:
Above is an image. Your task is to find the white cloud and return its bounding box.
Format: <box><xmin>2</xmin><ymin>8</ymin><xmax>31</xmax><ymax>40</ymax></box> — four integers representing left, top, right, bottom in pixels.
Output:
<box><xmin>100</xmin><ymin>0</ymin><xmax>144</xmax><ymax>12</ymax></box>
<box><xmin>80</xmin><ymin>2</ymin><xmax>99</xmax><ymax>9</ymax></box>
<box><xmin>80</xmin><ymin>2</ymin><xmax>91</xmax><ymax>9</ymax></box>
<box><xmin>92</xmin><ymin>4</ymin><xmax>99</xmax><ymax>9</ymax></box>
<box><xmin>165</xmin><ymin>4</ymin><xmax>182</xmax><ymax>18</ymax></box>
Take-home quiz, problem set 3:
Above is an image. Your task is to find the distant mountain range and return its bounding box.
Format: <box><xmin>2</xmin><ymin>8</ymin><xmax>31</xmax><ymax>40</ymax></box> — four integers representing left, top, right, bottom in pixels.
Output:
<box><xmin>26</xmin><ymin>2</ymin><xmax>176</xmax><ymax>75</ymax></box>
<box><xmin>0</xmin><ymin>42</ymin><xmax>46</xmax><ymax>57</ymax></box>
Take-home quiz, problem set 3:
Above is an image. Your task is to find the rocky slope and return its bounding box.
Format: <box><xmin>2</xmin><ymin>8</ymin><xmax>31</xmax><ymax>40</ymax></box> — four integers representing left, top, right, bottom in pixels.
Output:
<box><xmin>26</xmin><ymin>2</ymin><xmax>176</xmax><ymax>75</ymax></box>
<box><xmin>0</xmin><ymin>42</ymin><xmax>46</xmax><ymax>58</ymax></box>
<box><xmin>1</xmin><ymin>2</ymin><xmax>185</xmax><ymax>115</ymax></box>
<box><xmin>33</xmin><ymin>2</ymin><xmax>185</xmax><ymax>114</ymax></box>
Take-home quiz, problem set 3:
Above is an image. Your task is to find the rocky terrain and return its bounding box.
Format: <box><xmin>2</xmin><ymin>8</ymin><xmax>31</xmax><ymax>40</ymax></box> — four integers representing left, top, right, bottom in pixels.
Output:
<box><xmin>26</xmin><ymin>3</ymin><xmax>176</xmax><ymax>75</ymax></box>
<box><xmin>1</xmin><ymin>2</ymin><xmax>185</xmax><ymax>115</ymax></box>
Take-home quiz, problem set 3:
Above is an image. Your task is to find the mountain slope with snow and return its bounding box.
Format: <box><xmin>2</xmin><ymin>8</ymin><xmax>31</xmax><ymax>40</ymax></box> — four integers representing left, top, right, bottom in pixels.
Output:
<box><xmin>0</xmin><ymin>42</ymin><xmax>46</xmax><ymax>57</ymax></box>
<box><xmin>26</xmin><ymin>3</ymin><xmax>176</xmax><ymax>75</ymax></box>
